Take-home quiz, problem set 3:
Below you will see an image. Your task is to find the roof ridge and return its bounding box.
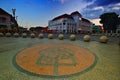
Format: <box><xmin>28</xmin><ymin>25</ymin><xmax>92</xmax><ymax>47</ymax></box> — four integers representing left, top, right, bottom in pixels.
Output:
<box><xmin>0</xmin><ymin>8</ymin><xmax>11</xmax><ymax>16</ymax></box>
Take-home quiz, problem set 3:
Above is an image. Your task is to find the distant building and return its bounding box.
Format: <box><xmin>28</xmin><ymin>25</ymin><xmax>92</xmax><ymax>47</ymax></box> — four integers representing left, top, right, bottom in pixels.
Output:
<box><xmin>29</xmin><ymin>26</ymin><xmax>48</xmax><ymax>33</ymax></box>
<box><xmin>0</xmin><ymin>8</ymin><xmax>18</xmax><ymax>29</ymax></box>
<box><xmin>18</xmin><ymin>26</ymin><xmax>28</xmax><ymax>33</ymax></box>
<box><xmin>116</xmin><ymin>17</ymin><xmax>120</xmax><ymax>33</ymax></box>
<box><xmin>48</xmin><ymin>11</ymin><xmax>93</xmax><ymax>33</ymax></box>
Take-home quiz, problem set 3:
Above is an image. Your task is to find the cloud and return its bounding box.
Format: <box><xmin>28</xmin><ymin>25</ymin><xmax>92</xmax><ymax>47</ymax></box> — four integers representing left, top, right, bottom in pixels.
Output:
<box><xmin>88</xmin><ymin>0</ymin><xmax>120</xmax><ymax>7</ymax></box>
<box><xmin>104</xmin><ymin>3</ymin><xmax>120</xmax><ymax>14</ymax></box>
<box><xmin>82</xmin><ymin>9</ymin><xmax>103</xmax><ymax>19</ymax></box>
<box><xmin>25</xmin><ymin>1</ymin><xmax>38</xmax><ymax>6</ymax></box>
<box><xmin>60</xmin><ymin>0</ymin><xmax>65</xmax><ymax>3</ymax></box>
<box><xmin>90</xmin><ymin>19</ymin><xmax>102</xmax><ymax>25</ymax></box>
<box><xmin>82</xmin><ymin>0</ymin><xmax>95</xmax><ymax>3</ymax></box>
<box><xmin>112</xmin><ymin>7</ymin><xmax>119</xmax><ymax>10</ymax></box>
<box><xmin>116</xmin><ymin>3</ymin><xmax>120</xmax><ymax>6</ymax></box>
<box><xmin>92</xmin><ymin>6</ymin><xmax>104</xmax><ymax>10</ymax></box>
<box><xmin>82</xmin><ymin>1</ymin><xmax>120</xmax><ymax>19</ymax></box>
<box><xmin>52</xmin><ymin>0</ymin><xmax>120</xmax><ymax>19</ymax></box>
<box><xmin>57</xmin><ymin>0</ymin><xmax>70</xmax><ymax>4</ymax></box>
<box><xmin>60</xmin><ymin>0</ymin><xmax>71</xmax><ymax>3</ymax></box>
<box><xmin>52</xmin><ymin>0</ymin><xmax>70</xmax><ymax>3</ymax></box>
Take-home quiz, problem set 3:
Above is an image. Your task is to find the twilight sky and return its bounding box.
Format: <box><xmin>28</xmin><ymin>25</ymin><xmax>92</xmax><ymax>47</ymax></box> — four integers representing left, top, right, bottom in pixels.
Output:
<box><xmin>0</xmin><ymin>0</ymin><xmax>120</xmax><ymax>28</ymax></box>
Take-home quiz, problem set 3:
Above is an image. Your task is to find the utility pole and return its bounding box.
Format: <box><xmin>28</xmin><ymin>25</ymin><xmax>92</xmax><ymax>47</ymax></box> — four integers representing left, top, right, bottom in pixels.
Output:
<box><xmin>12</xmin><ymin>8</ymin><xmax>16</xmax><ymax>18</ymax></box>
<box><xmin>12</xmin><ymin>8</ymin><xmax>19</xmax><ymax>28</ymax></box>
<box><xmin>16</xmin><ymin>16</ymin><xmax>18</xmax><ymax>22</ymax></box>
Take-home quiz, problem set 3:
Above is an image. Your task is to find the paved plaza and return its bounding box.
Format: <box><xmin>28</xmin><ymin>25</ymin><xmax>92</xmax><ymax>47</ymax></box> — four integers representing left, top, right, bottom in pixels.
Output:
<box><xmin>0</xmin><ymin>36</ymin><xmax>120</xmax><ymax>80</ymax></box>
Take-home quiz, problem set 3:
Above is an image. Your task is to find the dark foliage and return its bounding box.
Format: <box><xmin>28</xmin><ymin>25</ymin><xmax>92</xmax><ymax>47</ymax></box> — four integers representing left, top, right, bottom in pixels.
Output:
<box><xmin>99</xmin><ymin>12</ymin><xmax>119</xmax><ymax>32</ymax></box>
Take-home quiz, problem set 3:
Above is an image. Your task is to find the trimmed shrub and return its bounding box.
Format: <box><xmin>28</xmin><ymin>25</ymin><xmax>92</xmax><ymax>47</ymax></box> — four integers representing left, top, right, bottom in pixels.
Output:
<box><xmin>22</xmin><ymin>33</ymin><xmax>27</xmax><ymax>38</ymax></box>
<box><xmin>6</xmin><ymin>33</ymin><xmax>11</xmax><ymax>37</ymax></box>
<box><xmin>14</xmin><ymin>33</ymin><xmax>19</xmax><ymax>38</ymax></box>
<box><xmin>58</xmin><ymin>34</ymin><xmax>64</xmax><ymax>40</ymax></box>
<box><xmin>83</xmin><ymin>35</ymin><xmax>90</xmax><ymax>42</ymax></box>
<box><xmin>38</xmin><ymin>33</ymin><xmax>44</xmax><ymax>39</ymax></box>
<box><xmin>70</xmin><ymin>34</ymin><xmax>76</xmax><ymax>41</ymax></box>
<box><xmin>30</xmin><ymin>33</ymin><xmax>35</xmax><ymax>38</ymax></box>
<box><xmin>48</xmin><ymin>34</ymin><xmax>53</xmax><ymax>39</ymax></box>
<box><xmin>0</xmin><ymin>33</ymin><xmax>4</xmax><ymax>37</ymax></box>
<box><xmin>100</xmin><ymin>36</ymin><xmax>109</xmax><ymax>43</ymax></box>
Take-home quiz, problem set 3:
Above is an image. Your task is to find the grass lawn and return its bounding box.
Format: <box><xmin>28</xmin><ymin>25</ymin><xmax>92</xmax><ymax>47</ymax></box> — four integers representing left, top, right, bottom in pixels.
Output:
<box><xmin>0</xmin><ymin>37</ymin><xmax>120</xmax><ymax>80</ymax></box>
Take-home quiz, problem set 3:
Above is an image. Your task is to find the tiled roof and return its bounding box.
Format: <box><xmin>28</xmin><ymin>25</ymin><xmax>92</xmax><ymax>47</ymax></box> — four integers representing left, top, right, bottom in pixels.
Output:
<box><xmin>52</xmin><ymin>14</ymin><xmax>73</xmax><ymax>21</ymax></box>
<box><xmin>71</xmin><ymin>11</ymin><xmax>82</xmax><ymax>17</ymax></box>
<box><xmin>0</xmin><ymin>8</ymin><xmax>11</xmax><ymax>16</ymax></box>
<box><xmin>52</xmin><ymin>11</ymin><xmax>82</xmax><ymax>21</ymax></box>
<box><xmin>82</xmin><ymin>18</ymin><xmax>90</xmax><ymax>23</ymax></box>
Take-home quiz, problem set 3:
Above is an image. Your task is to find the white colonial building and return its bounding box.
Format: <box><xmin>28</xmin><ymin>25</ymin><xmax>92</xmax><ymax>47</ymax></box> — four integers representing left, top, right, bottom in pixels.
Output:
<box><xmin>48</xmin><ymin>11</ymin><xmax>93</xmax><ymax>33</ymax></box>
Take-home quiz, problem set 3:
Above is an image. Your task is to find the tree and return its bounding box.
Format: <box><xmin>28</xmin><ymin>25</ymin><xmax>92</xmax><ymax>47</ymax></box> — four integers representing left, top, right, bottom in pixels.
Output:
<box><xmin>99</xmin><ymin>12</ymin><xmax>119</xmax><ymax>32</ymax></box>
<box><xmin>29</xmin><ymin>27</ymin><xmax>35</xmax><ymax>31</ymax></box>
<box><xmin>92</xmin><ymin>25</ymin><xmax>101</xmax><ymax>33</ymax></box>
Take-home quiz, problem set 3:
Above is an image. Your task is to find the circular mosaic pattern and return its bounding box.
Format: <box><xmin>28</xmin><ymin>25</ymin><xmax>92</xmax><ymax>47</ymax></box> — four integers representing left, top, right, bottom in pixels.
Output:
<box><xmin>16</xmin><ymin>44</ymin><xmax>96</xmax><ymax>77</ymax></box>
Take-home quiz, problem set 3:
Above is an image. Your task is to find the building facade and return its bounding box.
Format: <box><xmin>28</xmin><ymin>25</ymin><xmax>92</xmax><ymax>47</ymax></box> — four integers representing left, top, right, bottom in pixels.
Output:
<box><xmin>48</xmin><ymin>11</ymin><xmax>93</xmax><ymax>33</ymax></box>
<box><xmin>0</xmin><ymin>8</ymin><xmax>18</xmax><ymax>29</ymax></box>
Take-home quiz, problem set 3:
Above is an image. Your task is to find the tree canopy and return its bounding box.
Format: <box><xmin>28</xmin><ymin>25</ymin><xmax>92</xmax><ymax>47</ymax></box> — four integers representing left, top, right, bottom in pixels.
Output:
<box><xmin>99</xmin><ymin>12</ymin><xmax>119</xmax><ymax>32</ymax></box>
<box><xmin>92</xmin><ymin>25</ymin><xmax>101</xmax><ymax>33</ymax></box>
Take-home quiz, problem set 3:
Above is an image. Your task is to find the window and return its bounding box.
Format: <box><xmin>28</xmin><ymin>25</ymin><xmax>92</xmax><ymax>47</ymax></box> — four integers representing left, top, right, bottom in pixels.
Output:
<box><xmin>63</xmin><ymin>22</ymin><xmax>66</xmax><ymax>25</ymax></box>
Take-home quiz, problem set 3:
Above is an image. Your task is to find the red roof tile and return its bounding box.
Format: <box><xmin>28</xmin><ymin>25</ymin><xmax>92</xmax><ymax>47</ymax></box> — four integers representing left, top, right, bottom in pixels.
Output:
<box><xmin>71</xmin><ymin>11</ymin><xmax>82</xmax><ymax>17</ymax></box>
<box><xmin>52</xmin><ymin>14</ymin><xmax>73</xmax><ymax>21</ymax></box>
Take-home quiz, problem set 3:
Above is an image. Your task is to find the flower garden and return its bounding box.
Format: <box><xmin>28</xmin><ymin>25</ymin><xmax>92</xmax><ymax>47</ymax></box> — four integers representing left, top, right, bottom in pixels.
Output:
<box><xmin>0</xmin><ymin>34</ymin><xmax>120</xmax><ymax>80</ymax></box>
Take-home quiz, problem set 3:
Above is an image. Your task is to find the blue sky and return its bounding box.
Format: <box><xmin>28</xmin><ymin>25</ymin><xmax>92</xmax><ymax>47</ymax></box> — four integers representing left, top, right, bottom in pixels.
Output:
<box><xmin>0</xmin><ymin>0</ymin><xmax>120</xmax><ymax>28</ymax></box>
